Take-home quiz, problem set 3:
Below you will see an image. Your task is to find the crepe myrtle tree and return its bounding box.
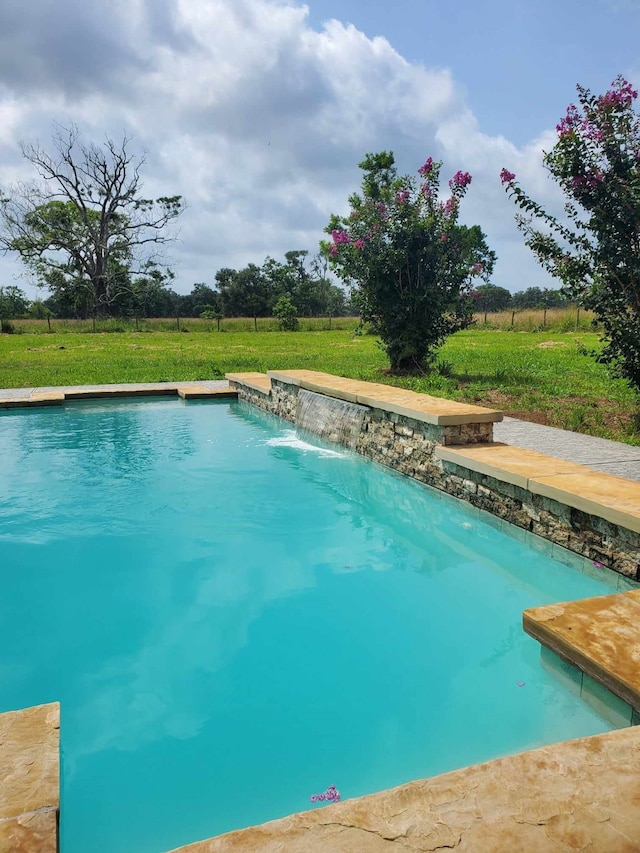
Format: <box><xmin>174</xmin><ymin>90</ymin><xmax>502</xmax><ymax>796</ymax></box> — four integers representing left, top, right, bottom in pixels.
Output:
<box><xmin>501</xmin><ymin>76</ymin><xmax>640</xmax><ymax>391</ymax></box>
<box><xmin>0</xmin><ymin>124</ymin><xmax>184</xmax><ymax>317</ymax></box>
<box><xmin>322</xmin><ymin>152</ymin><xmax>495</xmax><ymax>373</ymax></box>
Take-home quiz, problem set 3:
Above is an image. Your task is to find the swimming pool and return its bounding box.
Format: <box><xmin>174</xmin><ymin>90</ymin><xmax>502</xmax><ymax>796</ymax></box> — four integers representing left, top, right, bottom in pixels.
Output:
<box><xmin>0</xmin><ymin>398</ymin><xmax>624</xmax><ymax>852</ymax></box>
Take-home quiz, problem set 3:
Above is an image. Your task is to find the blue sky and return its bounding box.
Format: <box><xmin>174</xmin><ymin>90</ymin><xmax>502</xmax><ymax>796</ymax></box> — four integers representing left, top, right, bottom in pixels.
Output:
<box><xmin>0</xmin><ymin>0</ymin><xmax>638</xmax><ymax>299</ymax></box>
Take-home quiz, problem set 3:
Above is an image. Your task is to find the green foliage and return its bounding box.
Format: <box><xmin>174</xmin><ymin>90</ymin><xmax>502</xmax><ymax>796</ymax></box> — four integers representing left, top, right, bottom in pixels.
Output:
<box><xmin>502</xmin><ymin>76</ymin><xmax>640</xmax><ymax>391</ymax></box>
<box><xmin>272</xmin><ymin>294</ymin><xmax>299</xmax><ymax>330</ymax></box>
<box><xmin>0</xmin><ymin>285</ymin><xmax>29</xmax><ymax>318</ymax></box>
<box><xmin>323</xmin><ymin>151</ymin><xmax>495</xmax><ymax>372</ymax></box>
<box><xmin>472</xmin><ymin>284</ymin><xmax>512</xmax><ymax>312</ymax></box>
<box><xmin>511</xmin><ymin>286</ymin><xmax>569</xmax><ymax>309</ymax></box>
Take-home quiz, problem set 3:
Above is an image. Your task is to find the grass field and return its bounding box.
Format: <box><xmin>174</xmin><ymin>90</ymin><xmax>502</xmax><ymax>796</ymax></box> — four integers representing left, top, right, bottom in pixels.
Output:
<box><xmin>1</xmin><ymin>312</ymin><xmax>638</xmax><ymax>443</ymax></box>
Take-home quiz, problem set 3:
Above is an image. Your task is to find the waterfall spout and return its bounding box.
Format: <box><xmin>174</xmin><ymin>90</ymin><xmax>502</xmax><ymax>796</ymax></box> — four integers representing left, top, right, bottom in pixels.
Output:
<box><xmin>296</xmin><ymin>389</ymin><xmax>366</xmax><ymax>449</ymax></box>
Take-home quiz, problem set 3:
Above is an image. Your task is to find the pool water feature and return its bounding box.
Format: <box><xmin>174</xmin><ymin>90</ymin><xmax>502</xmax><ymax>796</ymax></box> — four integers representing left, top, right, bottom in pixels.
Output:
<box><xmin>0</xmin><ymin>398</ymin><xmax>625</xmax><ymax>853</ymax></box>
<box><xmin>296</xmin><ymin>388</ymin><xmax>367</xmax><ymax>448</ymax></box>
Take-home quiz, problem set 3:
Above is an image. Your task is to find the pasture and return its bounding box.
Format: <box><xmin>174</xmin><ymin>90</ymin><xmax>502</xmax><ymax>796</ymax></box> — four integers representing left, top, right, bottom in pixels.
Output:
<box><xmin>0</xmin><ymin>309</ymin><xmax>638</xmax><ymax>443</ymax></box>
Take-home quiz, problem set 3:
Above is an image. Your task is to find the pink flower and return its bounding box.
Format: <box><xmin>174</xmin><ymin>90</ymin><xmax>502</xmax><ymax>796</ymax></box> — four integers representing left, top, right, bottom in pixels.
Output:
<box><xmin>354</xmin><ymin>238</ymin><xmax>366</xmax><ymax>250</ymax></box>
<box><xmin>310</xmin><ymin>785</ymin><xmax>341</xmax><ymax>804</ymax></box>
<box><xmin>396</xmin><ymin>190</ymin><xmax>409</xmax><ymax>203</ymax></box>
<box><xmin>331</xmin><ymin>229</ymin><xmax>351</xmax><ymax>245</ymax></box>
<box><xmin>557</xmin><ymin>104</ymin><xmax>580</xmax><ymax>138</ymax></box>
<box><xmin>328</xmin><ymin>244</ymin><xmax>338</xmax><ymax>256</ymax></box>
<box><xmin>418</xmin><ymin>157</ymin><xmax>433</xmax><ymax>177</ymax></box>
<box><xmin>440</xmin><ymin>233</ymin><xmax>447</xmax><ymax>242</ymax></box>
<box><xmin>421</xmin><ymin>183</ymin><xmax>431</xmax><ymax>198</ymax></box>
<box><xmin>449</xmin><ymin>170</ymin><xmax>472</xmax><ymax>189</ymax></box>
<box><xmin>598</xmin><ymin>78</ymin><xmax>638</xmax><ymax>110</ymax></box>
<box><xmin>500</xmin><ymin>168</ymin><xmax>516</xmax><ymax>185</ymax></box>
<box><xmin>472</xmin><ymin>263</ymin><xmax>483</xmax><ymax>274</ymax></box>
<box><xmin>443</xmin><ymin>198</ymin><xmax>458</xmax><ymax>216</ymax></box>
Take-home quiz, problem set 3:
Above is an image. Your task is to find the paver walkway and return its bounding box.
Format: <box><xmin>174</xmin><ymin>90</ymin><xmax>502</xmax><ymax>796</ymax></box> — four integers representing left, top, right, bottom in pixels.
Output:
<box><xmin>495</xmin><ymin>416</ymin><xmax>640</xmax><ymax>481</ymax></box>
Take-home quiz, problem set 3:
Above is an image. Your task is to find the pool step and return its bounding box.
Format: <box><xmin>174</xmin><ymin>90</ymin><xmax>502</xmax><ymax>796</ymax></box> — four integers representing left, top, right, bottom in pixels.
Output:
<box><xmin>524</xmin><ymin>589</ymin><xmax>640</xmax><ymax>715</ymax></box>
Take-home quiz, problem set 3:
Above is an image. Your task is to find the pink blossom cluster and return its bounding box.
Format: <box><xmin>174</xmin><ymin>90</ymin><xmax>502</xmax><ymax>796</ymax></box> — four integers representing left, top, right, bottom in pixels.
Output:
<box><xmin>418</xmin><ymin>157</ymin><xmax>434</xmax><ymax>177</ymax></box>
<box><xmin>331</xmin><ymin>229</ymin><xmax>351</xmax><ymax>245</ymax></box>
<box><xmin>396</xmin><ymin>190</ymin><xmax>409</xmax><ymax>203</ymax></box>
<box><xmin>354</xmin><ymin>238</ymin><xmax>366</xmax><ymax>250</ymax></box>
<box><xmin>571</xmin><ymin>172</ymin><xmax>604</xmax><ymax>190</ymax></box>
<box><xmin>449</xmin><ymin>170</ymin><xmax>472</xmax><ymax>189</ymax></box>
<box><xmin>580</xmin><ymin>120</ymin><xmax>604</xmax><ymax>143</ymax></box>
<box><xmin>310</xmin><ymin>785</ymin><xmax>341</xmax><ymax>803</ymax></box>
<box><xmin>421</xmin><ymin>183</ymin><xmax>431</xmax><ymax>198</ymax></box>
<box><xmin>500</xmin><ymin>168</ymin><xmax>516</xmax><ymax>185</ymax></box>
<box><xmin>441</xmin><ymin>198</ymin><xmax>457</xmax><ymax>216</ymax></box>
<box><xmin>556</xmin><ymin>104</ymin><xmax>580</xmax><ymax>139</ymax></box>
<box><xmin>598</xmin><ymin>78</ymin><xmax>638</xmax><ymax>110</ymax></box>
<box><xmin>472</xmin><ymin>263</ymin><xmax>483</xmax><ymax>274</ymax></box>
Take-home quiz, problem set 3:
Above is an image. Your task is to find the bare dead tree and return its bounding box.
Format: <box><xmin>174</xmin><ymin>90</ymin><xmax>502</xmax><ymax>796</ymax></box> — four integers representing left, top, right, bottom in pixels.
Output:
<box><xmin>0</xmin><ymin>124</ymin><xmax>184</xmax><ymax>316</ymax></box>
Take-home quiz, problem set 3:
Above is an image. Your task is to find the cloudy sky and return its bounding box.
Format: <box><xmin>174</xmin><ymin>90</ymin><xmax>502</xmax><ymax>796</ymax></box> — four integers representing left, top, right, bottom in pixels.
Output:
<box><xmin>0</xmin><ymin>0</ymin><xmax>638</xmax><ymax>298</ymax></box>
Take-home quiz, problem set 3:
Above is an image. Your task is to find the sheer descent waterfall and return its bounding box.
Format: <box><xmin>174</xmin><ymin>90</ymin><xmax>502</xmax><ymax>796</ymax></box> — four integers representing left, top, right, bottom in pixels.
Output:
<box><xmin>296</xmin><ymin>389</ymin><xmax>367</xmax><ymax>449</ymax></box>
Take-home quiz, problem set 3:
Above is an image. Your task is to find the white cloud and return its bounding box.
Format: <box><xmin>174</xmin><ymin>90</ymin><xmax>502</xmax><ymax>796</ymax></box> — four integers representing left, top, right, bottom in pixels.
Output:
<box><xmin>0</xmin><ymin>0</ymin><xmax>561</xmax><ymax>297</ymax></box>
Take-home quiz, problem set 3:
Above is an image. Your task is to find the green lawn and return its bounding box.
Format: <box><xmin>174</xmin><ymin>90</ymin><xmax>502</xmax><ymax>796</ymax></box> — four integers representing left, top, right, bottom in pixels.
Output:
<box><xmin>1</xmin><ymin>326</ymin><xmax>638</xmax><ymax>443</ymax></box>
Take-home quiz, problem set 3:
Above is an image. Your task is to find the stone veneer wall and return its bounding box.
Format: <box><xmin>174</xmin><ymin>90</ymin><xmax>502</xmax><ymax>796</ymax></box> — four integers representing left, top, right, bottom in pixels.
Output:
<box><xmin>231</xmin><ymin>379</ymin><xmax>640</xmax><ymax>580</ymax></box>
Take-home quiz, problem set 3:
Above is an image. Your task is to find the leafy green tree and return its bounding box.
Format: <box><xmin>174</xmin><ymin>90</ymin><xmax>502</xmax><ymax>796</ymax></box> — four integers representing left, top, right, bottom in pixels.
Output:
<box><xmin>0</xmin><ymin>285</ymin><xmax>29</xmax><ymax>318</ymax></box>
<box><xmin>323</xmin><ymin>151</ymin><xmax>495</xmax><ymax>372</ymax></box>
<box><xmin>190</xmin><ymin>282</ymin><xmax>220</xmax><ymax>317</ymax></box>
<box><xmin>0</xmin><ymin>125</ymin><xmax>184</xmax><ymax>317</ymax></box>
<box><xmin>131</xmin><ymin>265</ymin><xmax>176</xmax><ymax>318</ymax></box>
<box><xmin>501</xmin><ymin>76</ymin><xmax>640</xmax><ymax>389</ymax></box>
<box><xmin>272</xmin><ymin>294</ymin><xmax>299</xmax><ymax>330</ymax></box>
<box><xmin>216</xmin><ymin>264</ymin><xmax>273</xmax><ymax>327</ymax></box>
<box><xmin>472</xmin><ymin>284</ymin><xmax>512</xmax><ymax>313</ymax></box>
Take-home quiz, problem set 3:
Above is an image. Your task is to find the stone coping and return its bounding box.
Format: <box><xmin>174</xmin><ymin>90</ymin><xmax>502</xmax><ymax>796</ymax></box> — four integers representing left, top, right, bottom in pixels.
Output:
<box><xmin>0</xmin><ymin>702</ymin><xmax>59</xmax><ymax>853</ymax></box>
<box><xmin>225</xmin><ymin>372</ymin><xmax>272</xmax><ymax>394</ymax></box>
<box><xmin>230</xmin><ymin>369</ymin><xmax>504</xmax><ymax>426</ymax></box>
<box><xmin>524</xmin><ymin>589</ymin><xmax>640</xmax><ymax>712</ymax></box>
<box><xmin>167</xmin><ymin>726</ymin><xmax>640</xmax><ymax>852</ymax></box>
<box><xmin>0</xmin><ymin>382</ymin><xmax>237</xmax><ymax>408</ymax></box>
<box><xmin>436</xmin><ymin>442</ymin><xmax>640</xmax><ymax>534</ymax></box>
<box><xmin>0</xmin><ymin>392</ymin><xmax>65</xmax><ymax>408</ymax></box>
<box><xmin>177</xmin><ymin>386</ymin><xmax>237</xmax><ymax>400</ymax></box>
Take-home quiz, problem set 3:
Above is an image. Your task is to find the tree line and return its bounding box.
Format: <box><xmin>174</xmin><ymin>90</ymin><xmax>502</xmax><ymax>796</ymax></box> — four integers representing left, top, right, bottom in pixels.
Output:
<box><xmin>0</xmin><ymin>250</ymin><xmax>353</xmax><ymax>323</ymax></box>
<box><xmin>472</xmin><ymin>284</ymin><xmax>574</xmax><ymax>312</ymax></box>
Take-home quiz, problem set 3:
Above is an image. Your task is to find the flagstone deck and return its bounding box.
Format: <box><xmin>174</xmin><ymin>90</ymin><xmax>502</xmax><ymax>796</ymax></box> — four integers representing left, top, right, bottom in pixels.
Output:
<box><xmin>167</xmin><ymin>726</ymin><xmax>640</xmax><ymax>853</ymax></box>
<box><xmin>0</xmin><ymin>703</ymin><xmax>59</xmax><ymax>853</ymax></box>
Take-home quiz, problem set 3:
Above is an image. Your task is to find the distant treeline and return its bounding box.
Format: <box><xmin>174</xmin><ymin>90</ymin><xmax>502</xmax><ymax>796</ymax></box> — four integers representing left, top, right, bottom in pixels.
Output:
<box><xmin>0</xmin><ymin>267</ymin><xmax>570</xmax><ymax>325</ymax></box>
<box><xmin>472</xmin><ymin>284</ymin><xmax>573</xmax><ymax>311</ymax></box>
<box><xmin>0</xmin><ymin>250</ymin><xmax>355</xmax><ymax>323</ymax></box>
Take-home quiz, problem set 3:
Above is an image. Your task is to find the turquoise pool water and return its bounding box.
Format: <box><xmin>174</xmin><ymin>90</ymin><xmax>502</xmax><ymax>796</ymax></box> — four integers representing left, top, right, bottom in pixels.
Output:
<box><xmin>0</xmin><ymin>398</ymin><xmax>624</xmax><ymax>852</ymax></box>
